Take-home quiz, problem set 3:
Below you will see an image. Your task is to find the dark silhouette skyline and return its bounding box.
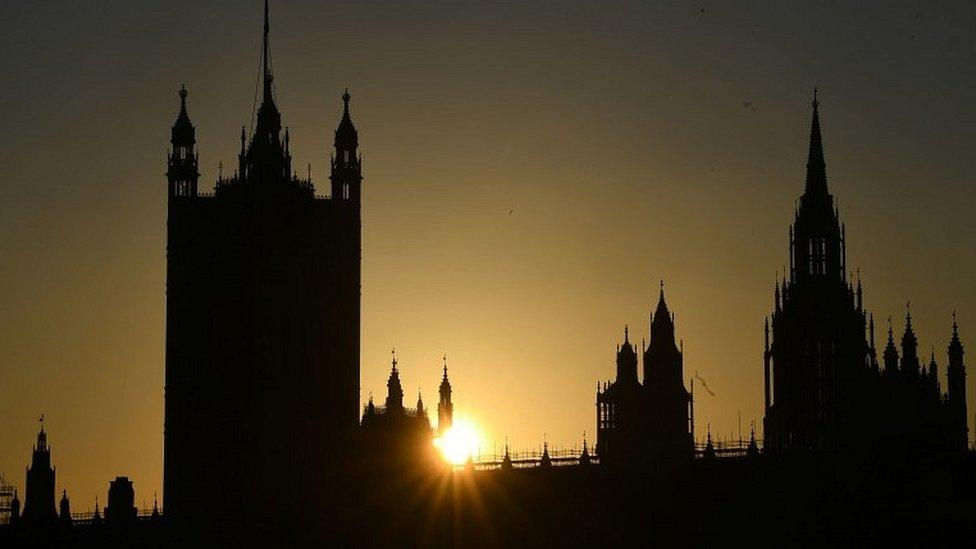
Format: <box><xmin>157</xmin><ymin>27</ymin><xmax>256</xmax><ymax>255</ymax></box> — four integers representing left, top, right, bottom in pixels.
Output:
<box><xmin>763</xmin><ymin>95</ymin><xmax>968</xmax><ymax>455</ymax></box>
<box><xmin>164</xmin><ymin>1</ymin><xmax>361</xmax><ymax>531</ymax></box>
<box><xmin>0</xmin><ymin>2</ymin><xmax>973</xmax><ymax>520</ymax></box>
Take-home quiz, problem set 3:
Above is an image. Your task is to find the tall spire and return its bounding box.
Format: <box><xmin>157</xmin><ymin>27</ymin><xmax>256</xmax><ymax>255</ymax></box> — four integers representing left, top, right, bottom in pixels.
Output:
<box><xmin>804</xmin><ymin>87</ymin><xmax>828</xmax><ymax>196</ymax></box>
<box><xmin>262</xmin><ymin>0</ymin><xmax>272</xmax><ymax>103</ymax></box>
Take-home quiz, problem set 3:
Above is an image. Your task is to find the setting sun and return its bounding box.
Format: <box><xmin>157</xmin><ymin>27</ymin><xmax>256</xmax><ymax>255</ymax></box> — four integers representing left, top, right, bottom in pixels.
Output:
<box><xmin>434</xmin><ymin>418</ymin><xmax>482</xmax><ymax>465</ymax></box>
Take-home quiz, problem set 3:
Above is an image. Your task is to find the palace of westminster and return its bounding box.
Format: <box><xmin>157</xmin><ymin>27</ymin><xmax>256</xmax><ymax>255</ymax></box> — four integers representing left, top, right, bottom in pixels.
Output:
<box><xmin>1</xmin><ymin>2</ymin><xmax>972</xmax><ymax>545</ymax></box>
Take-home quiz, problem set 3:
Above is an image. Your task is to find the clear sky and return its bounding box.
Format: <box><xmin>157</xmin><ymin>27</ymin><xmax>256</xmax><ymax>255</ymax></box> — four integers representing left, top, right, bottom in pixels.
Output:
<box><xmin>1</xmin><ymin>0</ymin><xmax>974</xmax><ymax>509</ymax></box>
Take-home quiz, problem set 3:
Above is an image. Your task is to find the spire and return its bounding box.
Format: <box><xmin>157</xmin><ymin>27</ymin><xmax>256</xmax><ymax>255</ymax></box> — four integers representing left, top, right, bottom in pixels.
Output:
<box><xmin>654</xmin><ymin>280</ymin><xmax>671</xmax><ymax>323</ymax></box>
<box><xmin>59</xmin><ymin>489</ymin><xmax>72</xmax><ymax>524</ymax></box>
<box><xmin>262</xmin><ymin>0</ymin><xmax>272</xmax><ymax>104</ymax></box>
<box><xmin>952</xmin><ymin>310</ymin><xmax>961</xmax><ymax>343</ymax></box>
<box><xmin>386</xmin><ymin>348</ymin><xmax>403</xmax><ymax>411</ymax></box>
<box><xmin>884</xmin><ymin>316</ymin><xmax>899</xmax><ymax>375</ymax></box>
<box><xmin>804</xmin><ymin>87</ymin><xmax>828</xmax><ymax>196</ymax></box>
<box><xmin>36</xmin><ymin>414</ymin><xmax>47</xmax><ymax>450</ymax></box>
<box><xmin>170</xmin><ymin>85</ymin><xmax>195</xmax><ymax>146</ymax></box>
<box><xmin>580</xmin><ymin>432</ymin><xmax>591</xmax><ymax>466</ymax></box>
<box><xmin>334</xmin><ymin>88</ymin><xmax>359</xmax><ymax>148</ymax></box>
<box><xmin>948</xmin><ymin>310</ymin><xmax>964</xmax><ymax>362</ymax></box>
<box><xmin>439</xmin><ymin>355</ymin><xmax>452</xmax><ymax>398</ymax></box>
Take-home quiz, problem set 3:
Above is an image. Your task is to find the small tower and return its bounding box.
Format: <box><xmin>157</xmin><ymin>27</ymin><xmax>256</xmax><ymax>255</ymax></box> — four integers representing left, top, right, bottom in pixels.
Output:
<box><xmin>947</xmin><ymin>312</ymin><xmax>968</xmax><ymax>451</ymax></box>
<box><xmin>927</xmin><ymin>348</ymin><xmax>939</xmax><ymax>395</ymax></box>
<box><xmin>501</xmin><ymin>441</ymin><xmax>513</xmax><ymax>471</ymax></box>
<box><xmin>438</xmin><ymin>356</ymin><xmax>454</xmax><ymax>434</ymax></box>
<box><xmin>23</xmin><ymin>417</ymin><xmax>57</xmax><ymax>527</ymax></box>
<box><xmin>91</xmin><ymin>496</ymin><xmax>101</xmax><ymax>526</ymax></box>
<box><xmin>747</xmin><ymin>426</ymin><xmax>760</xmax><ymax>459</ymax></box>
<box><xmin>703</xmin><ymin>425</ymin><xmax>716</xmax><ymax>461</ymax></box>
<box><xmin>385</xmin><ymin>350</ymin><xmax>404</xmax><ymax>413</ymax></box>
<box><xmin>616</xmin><ymin>325</ymin><xmax>638</xmax><ymax>385</ymax></box>
<box><xmin>883</xmin><ymin>318</ymin><xmax>899</xmax><ymax>377</ymax></box>
<box><xmin>105</xmin><ymin>477</ymin><xmax>137</xmax><ymax>525</ymax></box>
<box><xmin>540</xmin><ymin>438</ymin><xmax>552</xmax><ymax>469</ymax></box>
<box><xmin>900</xmin><ymin>303</ymin><xmax>920</xmax><ymax>377</ymax></box>
<box><xmin>416</xmin><ymin>390</ymin><xmax>426</xmax><ymax>417</ymax></box>
<box><xmin>166</xmin><ymin>85</ymin><xmax>199</xmax><ymax>198</ymax></box>
<box><xmin>59</xmin><ymin>490</ymin><xmax>71</xmax><ymax>526</ymax></box>
<box><xmin>580</xmin><ymin>433</ymin><xmax>591</xmax><ymax>466</ymax></box>
<box><xmin>151</xmin><ymin>493</ymin><xmax>160</xmax><ymax>520</ymax></box>
<box><xmin>330</xmin><ymin>89</ymin><xmax>362</xmax><ymax>202</ymax></box>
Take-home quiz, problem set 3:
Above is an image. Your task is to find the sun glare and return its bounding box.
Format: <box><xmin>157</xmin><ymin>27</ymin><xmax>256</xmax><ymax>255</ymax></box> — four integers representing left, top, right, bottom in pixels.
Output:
<box><xmin>433</xmin><ymin>418</ymin><xmax>481</xmax><ymax>465</ymax></box>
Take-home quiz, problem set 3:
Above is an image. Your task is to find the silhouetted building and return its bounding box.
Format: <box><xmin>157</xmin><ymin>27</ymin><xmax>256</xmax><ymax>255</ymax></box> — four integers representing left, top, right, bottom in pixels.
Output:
<box><xmin>105</xmin><ymin>477</ymin><xmax>136</xmax><ymax>525</ymax></box>
<box><xmin>596</xmin><ymin>285</ymin><xmax>693</xmax><ymax>467</ymax></box>
<box><xmin>360</xmin><ymin>352</ymin><xmax>437</xmax><ymax>467</ymax></box>
<box><xmin>22</xmin><ymin>423</ymin><xmax>57</xmax><ymax>527</ymax></box>
<box><xmin>163</xmin><ymin>0</ymin><xmax>362</xmax><ymax>533</ymax></box>
<box><xmin>763</xmin><ymin>92</ymin><xmax>968</xmax><ymax>455</ymax></box>
<box><xmin>59</xmin><ymin>490</ymin><xmax>71</xmax><ymax>527</ymax></box>
<box><xmin>438</xmin><ymin>357</ymin><xmax>454</xmax><ymax>434</ymax></box>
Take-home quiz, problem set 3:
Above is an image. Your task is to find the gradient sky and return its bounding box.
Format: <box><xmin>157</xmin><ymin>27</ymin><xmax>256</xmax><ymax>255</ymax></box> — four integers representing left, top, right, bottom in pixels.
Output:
<box><xmin>1</xmin><ymin>0</ymin><xmax>974</xmax><ymax>508</ymax></box>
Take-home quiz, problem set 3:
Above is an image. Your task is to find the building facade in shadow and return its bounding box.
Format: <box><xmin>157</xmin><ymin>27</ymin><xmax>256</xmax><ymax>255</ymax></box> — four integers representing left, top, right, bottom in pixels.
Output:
<box><xmin>163</xmin><ymin>0</ymin><xmax>361</xmax><ymax>534</ymax></box>
<box><xmin>763</xmin><ymin>92</ymin><xmax>968</xmax><ymax>456</ymax></box>
<box><xmin>360</xmin><ymin>353</ymin><xmax>448</xmax><ymax>469</ymax></box>
<box><xmin>596</xmin><ymin>285</ymin><xmax>693</xmax><ymax>467</ymax></box>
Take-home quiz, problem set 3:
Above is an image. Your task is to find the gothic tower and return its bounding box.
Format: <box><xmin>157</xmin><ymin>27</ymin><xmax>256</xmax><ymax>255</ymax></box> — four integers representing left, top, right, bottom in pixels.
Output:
<box><xmin>947</xmin><ymin>314</ymin><xmax>968</xmax><ymax>450</ymax></box>
<box><xmin>331</xmin><ymin>89</ymin><xmax>362</xmax><ymax>202</ymax></box>
<box><xmin>22</xmin><ymin>422</ymin><xmax>57</xmax><ymax>527</ymax></box>
<box><xmin>163</xmin><ymin>0</ymin><xmax>362</xmax><ymax>536</ymax></box>
<box><xmin>764</xmin><ymin>92</ymin><xmax>872</xmax><ymax>454</ymax></box>
<box><xmin>166</xmin><ymin>85</ymin><xmax>199</xmax><ymax>198</ymax></box>
<box><xmin>643</xmin><ymin>284</ymin><xmax>692</xmax><ymax>462</ymax></box>
<box><xmin>386</xmin><ymin>352</ymin><xmax>404</xmax><ymax>413</ymax></box>
<box><xmin>597</xmin><ymin>285</ymin><xmax>691</xmax><ymax>466</ymax></box>
<box><xmin>438</xmin><ymin>357</ymin><xmax>454</xmax><ymax>433</ymax></box>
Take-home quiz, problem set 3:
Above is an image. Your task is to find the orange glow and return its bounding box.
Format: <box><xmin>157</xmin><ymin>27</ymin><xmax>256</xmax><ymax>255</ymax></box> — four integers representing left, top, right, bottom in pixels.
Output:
<box><xmin>433</xmin><ymin>418</ymin><xmax>481</xmax><ymax>465</ymax></box>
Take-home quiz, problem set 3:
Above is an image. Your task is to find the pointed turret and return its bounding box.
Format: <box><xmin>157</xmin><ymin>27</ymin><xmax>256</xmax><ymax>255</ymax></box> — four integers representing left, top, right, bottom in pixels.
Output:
<box><xmin>644</xmin><ymin>280</ymin><xmax>683</xmax><ymax>390</ymax></box>
<box><xmin>59</xmin><ymin>489</ymin><xmax>71</xmax><ymax>526</ymax></box>
<box><xmin>501</xmin><ymin>439</ymin><xmax>513</xmax><ymax>470</ymax></box>
<box><xmin>947</xmin><ymin>312</ymin><xmax>968</xmax><ymax>451</ymax></box>
<box><xmin>616</xmin><ymin>325</ymin><xmax>638</xmax><ymax>385</ymax></box>
<box><xmin>927</xmin><ymin>348</ymin><xmax>939</xmax><ymax>392</ymax></box>
<box><xmin>540</xmin><ymin>438</ymin><xmax>552</xmax><ymax>469</ymax></box>
<box><xmin>747</xmin><ymin>426</ymin><xmax>760</xmax><ymax>458</ymax></box>
<box><xmin>416</xmin><ymin>390</ymin><xmax>426</xmax><ymax>417</ymax></box>
<box><xmin>703</xmin><ymin>424</ymin><xmax>715</xmax><ymax>460</ymax></box>
<box><xmin>901</xmin><ymin>303</ymin><xmax>920</xmax><ymax>377</ymax></box>
<box><xmin>23</xmin><ymin>418</ymin><xmax>57</xmax><ymax>526</ymax></box>
<box><xmin>883</xmin><ymin>317</ymin><xmax>899</xmax><ymax>376</ymax></box>
<box><xmin>791</xmin><ymin>90</ymin><xmax>844</xmax><ymax>283</ymax></box>
<box><xmin>385</xmin><ymin>349</ymin><xmax>404</xmax><ymax>413</ymax></box>
<box><xmin>330</xmin><ymin>89</ymin><xmax>362</xmax><ymax>202</ymax></box>
<box><xmin>91</xmin><ymin>496</ymin><xmax>101</xmax><ymax>526</ymax></box>
<box><xmin>438</xmin><ymin>356</ymin><xmax>454</xmax><ymax>433</ymax></box>
<box><xmin>805</xmin><ymin>88</ymin><xmax>828</xmax><ymax>197</ymax></box>
<box><xmin>242</xmin><ymin>0</ymin><xmax>290</xmax><ymax>185</ymax></box>
<box><xmin>580</xmin><ymin>433</ymin><xmax>591</xmax><ymax>466</ymax></box>
<box><xmin>167</xmin><ymin>85</ymin><xmax>199</xmax><ymax>198</ymax></box>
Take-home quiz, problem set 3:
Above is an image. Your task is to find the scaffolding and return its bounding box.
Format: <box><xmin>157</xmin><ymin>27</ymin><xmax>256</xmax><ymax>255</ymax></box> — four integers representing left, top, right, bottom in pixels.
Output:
<box><xmin>0</xmin><ymin>473</ymin><xmax>14</xmax><ymax>525</ymax></box>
